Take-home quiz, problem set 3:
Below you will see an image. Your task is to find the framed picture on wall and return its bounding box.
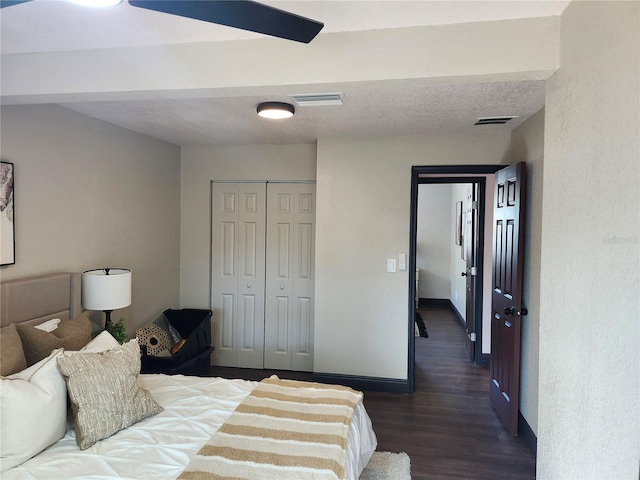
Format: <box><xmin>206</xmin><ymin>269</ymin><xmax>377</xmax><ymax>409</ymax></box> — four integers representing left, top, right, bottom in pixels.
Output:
<box><xmin>460</xmin><ymin>209</ymin><xmax>466</xmax><ymax>261</ymax></box>
<box><xmin>455</xmin><ymin>201</ymin><xmax>463</xmax><ymax>246</ymax></box>
<box><xmin>1</xmin><ymin>161</ymin><xmax>15</xmax><ymax>266</ymax></box>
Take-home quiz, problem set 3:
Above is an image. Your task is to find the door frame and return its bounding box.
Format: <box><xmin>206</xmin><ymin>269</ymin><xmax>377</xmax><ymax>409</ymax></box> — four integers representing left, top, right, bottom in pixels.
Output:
<box><xmin>408</xmin><ymin>165</ymin><xmax>503</xmax><ymax>393</ymax></box>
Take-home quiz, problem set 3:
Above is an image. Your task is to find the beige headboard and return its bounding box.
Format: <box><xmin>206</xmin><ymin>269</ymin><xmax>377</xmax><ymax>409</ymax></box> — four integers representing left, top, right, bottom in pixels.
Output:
<box><xmin>0</xmin><ymin>272</ymin><xmax>82</xmax><ymax>328</ymax></box>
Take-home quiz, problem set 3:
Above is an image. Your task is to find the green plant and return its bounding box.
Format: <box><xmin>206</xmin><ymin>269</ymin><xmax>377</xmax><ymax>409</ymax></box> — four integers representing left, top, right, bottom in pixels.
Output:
<box><xmin>107</xmin><ymin>317</ymin><xmax>129</xmax><ymax>344</ymax></box>
<box><xmin>92</xmin><ymin>317</ymin><xmax>129</xmax><ymax>344</ymax></box>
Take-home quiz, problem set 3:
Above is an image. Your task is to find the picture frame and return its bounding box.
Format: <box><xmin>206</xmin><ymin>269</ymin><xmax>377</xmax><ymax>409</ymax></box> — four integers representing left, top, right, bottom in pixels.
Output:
<box><xmin>460</xmin><ymin>209</ymin><xmax>466</xmax><ymax>261</ymax></box>
<box><xmin>1</xmin><ymin>161</ymin><xmax>15</xmax><ymax>266</ymax></box>
<box><xmin>455</xmin><ymin>201</ymin><xmax>463</xmax><ymax>246</ymax></box>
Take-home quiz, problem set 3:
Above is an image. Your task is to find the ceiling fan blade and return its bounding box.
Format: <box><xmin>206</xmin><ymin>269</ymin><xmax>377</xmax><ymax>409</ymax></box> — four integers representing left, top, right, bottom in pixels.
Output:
<box><xmin>0</xmin><ymin>0</ymin><xmax>32</xmax><ymax>8</ymax></box>
<box><xmin>128</xmin><ymin>0</ymin><xmax>323</xmax><ymax>43</ymax></box>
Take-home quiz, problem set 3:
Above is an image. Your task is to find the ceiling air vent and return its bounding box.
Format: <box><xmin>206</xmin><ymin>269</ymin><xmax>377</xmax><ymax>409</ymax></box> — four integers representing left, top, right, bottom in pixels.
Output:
<box><xmin>475</xmin><ymin>116</ymin><xmax>518</xmax><ymax>125</ymax></box>
<box><xmin>288</xmin><ymin>92</ymin><xmax>345</xmax><ymax>106</ymax></box>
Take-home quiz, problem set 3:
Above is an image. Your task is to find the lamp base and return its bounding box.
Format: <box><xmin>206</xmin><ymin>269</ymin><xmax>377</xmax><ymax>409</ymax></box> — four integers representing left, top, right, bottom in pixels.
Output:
<box><xmin>103</xmin><ymin>310</ymin><xmax>113</xmax><ymax>330</ymax></box>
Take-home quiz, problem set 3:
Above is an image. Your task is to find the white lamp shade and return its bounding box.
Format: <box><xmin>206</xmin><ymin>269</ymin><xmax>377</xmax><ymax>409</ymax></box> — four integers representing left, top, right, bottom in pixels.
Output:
<box><xmin>82</xmin><ymin>268</ymin><xmax>132</xmax><ymax>311</ymax></box>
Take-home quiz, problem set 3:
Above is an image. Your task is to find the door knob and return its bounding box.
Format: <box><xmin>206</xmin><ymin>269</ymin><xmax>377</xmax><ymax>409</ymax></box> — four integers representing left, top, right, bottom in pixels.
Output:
<box><xmin>461</xmin><ymin>272</ymin><xmax>467</xmax><ymax>277</ymax></box>
<box><xmin>280</xmin><ymin>285</ymin><xmax>284</xmax><ymax>290</ymax></box>
<box><xmin>504</xmin><ymin>306</ymin><xmax>515</xmax><ymax>316</ymax></box>
<box><xmin>247</xmin><ymin>283</ymin><xmax>251</xmax><ymax>288</ymax></box>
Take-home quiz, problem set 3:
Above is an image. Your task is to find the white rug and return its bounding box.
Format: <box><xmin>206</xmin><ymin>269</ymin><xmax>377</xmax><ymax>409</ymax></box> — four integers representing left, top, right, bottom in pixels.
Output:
<box><xmin>359</xmin><ymin>451</ymin><xmax>411</xmax><ymax>480</ymax></box>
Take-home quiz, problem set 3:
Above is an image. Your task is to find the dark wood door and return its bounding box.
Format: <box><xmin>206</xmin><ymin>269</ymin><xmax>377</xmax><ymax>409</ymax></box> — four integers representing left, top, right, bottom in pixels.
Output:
<box><xmin>490</xmin><ymin>162</ymin><xmax>526</xmax><ymax>436</ymax></box>
<box><xmin>463</xmin><ymin>184</ymin><xmax>478</xmax><ymax>361</ymax></box>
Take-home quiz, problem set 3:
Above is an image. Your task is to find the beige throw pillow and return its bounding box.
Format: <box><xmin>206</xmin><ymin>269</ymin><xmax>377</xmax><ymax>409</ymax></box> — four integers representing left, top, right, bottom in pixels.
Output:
<box><xmin>0</xmin><ymin>323</ymin><xmax>27</xmax><ymax>376</ymax></box>
<box><xmin>16</xmin><ymin>312</ymin><xmax>92</xmax><ymax>366</ymax></box>
<box><xmin>57</xmin><ymin>338</ymin><xmax>163</xmax><ymax>450</ymax></box>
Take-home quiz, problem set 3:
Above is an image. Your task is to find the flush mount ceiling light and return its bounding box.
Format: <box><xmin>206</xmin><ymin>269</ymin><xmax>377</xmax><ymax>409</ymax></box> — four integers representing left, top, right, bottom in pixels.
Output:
<box><xmin>257</xmin><ymin>102</ymin><xmax>295</xmax><ymax>119</ymax></box>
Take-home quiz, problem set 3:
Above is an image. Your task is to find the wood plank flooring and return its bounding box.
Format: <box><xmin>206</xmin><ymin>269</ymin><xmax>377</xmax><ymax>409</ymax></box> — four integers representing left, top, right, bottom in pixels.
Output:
<box><xmin>210</xmin><ymin>304</ymin><xmax>536</xmax><ymax>479</ymax></box>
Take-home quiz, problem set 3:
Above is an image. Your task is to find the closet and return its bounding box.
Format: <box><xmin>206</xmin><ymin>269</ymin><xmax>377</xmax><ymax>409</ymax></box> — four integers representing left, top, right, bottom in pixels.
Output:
<box><xmin>210</xmin><ymin>182</ymin><xmax>315</xmax><ymax>371</ymax></box>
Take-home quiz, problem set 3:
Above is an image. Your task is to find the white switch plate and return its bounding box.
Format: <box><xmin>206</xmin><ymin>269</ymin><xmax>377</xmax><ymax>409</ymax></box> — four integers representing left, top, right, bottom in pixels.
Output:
<box><xmin>398</xmin><ymin>252</ymin><xmax>406</xmax><ymax>271</ymax></box>
<box><xmin>387</xmin><ymin>258</ymin><xmax>397</xmax><ymax>273</ymax></box>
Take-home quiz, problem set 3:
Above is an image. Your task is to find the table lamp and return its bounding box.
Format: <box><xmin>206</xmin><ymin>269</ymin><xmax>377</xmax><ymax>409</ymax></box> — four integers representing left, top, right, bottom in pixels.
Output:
<box><xmin>82</xmin><ymin>268</ymin><xmax>131</xmax><ymax>330</ymax></box>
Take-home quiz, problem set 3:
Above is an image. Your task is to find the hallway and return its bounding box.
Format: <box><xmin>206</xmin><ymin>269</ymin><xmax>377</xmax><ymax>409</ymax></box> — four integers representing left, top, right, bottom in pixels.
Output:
<box><xmin>361</xmin><ymin>304</ymin><xmax>536</xmax><ymax>479</ymax></box>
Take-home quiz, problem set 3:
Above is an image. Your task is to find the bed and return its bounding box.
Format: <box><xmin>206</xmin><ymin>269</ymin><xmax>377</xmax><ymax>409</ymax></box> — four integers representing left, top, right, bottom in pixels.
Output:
<box><xmin>0</xmin><ymin>273</ymin><xmax>377</xmax><ymax>479</ymax></box>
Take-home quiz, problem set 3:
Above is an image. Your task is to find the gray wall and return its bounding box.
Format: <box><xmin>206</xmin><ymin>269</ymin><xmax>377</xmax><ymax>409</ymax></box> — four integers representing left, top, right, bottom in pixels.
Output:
<box><xmin>179</xmin><ymin>133</ymin><xmax>511</xmax><ymax>381</ymax></box>
<box><xmin>179</xmin><ymin>144</ymin><xmax>317</xmax><ymax>309</ymax></box>
<box><xmin>0</xmin><ymin>105</ymin><xmax>182</xmax><ymax>334</ymax></box>
<box><xmin>314</xmin><ymin>133</ymin><xmax>510</xmax><ymax>379</ymax></box>
<box><xmin>416</xmin><ymin>184</ymin><xmax>453</xmax><ymax>299</ymax></box>
<box><xmin>448</xmin><ymin>183</ymin><xmax>469</xmax><ymax>320</ymax></box>
<box><xmin>511</xmin><ymin>107</ymin><xmax>545</xmax><ymax>436</ymax></box>
<box><xmin>537</xmin><ymin>2</ymin><xmax>639</xmax><ymax>477</ymax></box>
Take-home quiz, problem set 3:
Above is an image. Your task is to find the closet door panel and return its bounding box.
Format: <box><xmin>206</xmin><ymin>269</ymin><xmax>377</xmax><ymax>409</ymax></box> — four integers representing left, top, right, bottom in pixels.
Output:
<box><xmin>211</xmin><ymin>183</ymin><xmax>266</xmax><ymax>368</ymax></box>
<box><xmin>265</xmin><ymin>183</ymin><xmax>315</xmax><ymax>371</ymax></box>
<box><xmin>291</xmin><ymin>184</ymin><xmax>315</xmax><ymax>371</ymax></box>
<box><xmin>264</xmin><ymin>187</ymin><xmax>293</xmax><ymax>369</ymax></box>
<box><xmin>235</xmin><ymin>184</ymin><xmax>266</xmax><ymax>368</ymax></box>
<box><xmin>211</xmin><ymin>184</ymin><xmax>239</xmax><ymax>366</ymax></box>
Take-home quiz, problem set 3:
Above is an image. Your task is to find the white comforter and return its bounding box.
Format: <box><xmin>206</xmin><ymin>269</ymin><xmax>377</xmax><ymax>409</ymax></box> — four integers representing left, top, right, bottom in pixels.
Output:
<box><xmin>4</xmin><ymin>374</ymin><xmax>377</xmax><ymax>480</ymax></box>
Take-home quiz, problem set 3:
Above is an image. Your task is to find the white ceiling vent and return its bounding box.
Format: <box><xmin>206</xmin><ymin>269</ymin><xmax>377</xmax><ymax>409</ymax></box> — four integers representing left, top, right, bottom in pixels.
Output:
<box><xmin>475</xmin><ymin>116</ymin><xmax>519</xmax><ymax>125</ymax></box>
<box><xmin>288</xmin><ymin>93</ymin><xmax>345</xmax><ymax>107</ymax></box>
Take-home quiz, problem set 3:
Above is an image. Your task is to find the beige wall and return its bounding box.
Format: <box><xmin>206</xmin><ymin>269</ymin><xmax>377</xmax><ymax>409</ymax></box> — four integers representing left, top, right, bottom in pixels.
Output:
<box><xmin>511</xmin><ymin>107</ymin><xmax>545</xmax><ymax>436</ymax></box>
<box><xmin>180</xmin><ymin>135</ymin><xmax>510</xmax><ymax>381</ymax></box>
<box><xmin>0</xmin><ymin>105</ymin><xmax>182</xmax><ymax>334</ymax></box>
<box><xmin>179</xmin><ymin>144</ymin><xmax>317</xmax><ymax>308</ymax></box>
<box><xmin>538</xmin><ymin>2</ymin><xmax>639</xmax><ymax>478</ymax></box>
<box><xmin>314</xmin><ymin>133</ymin><xmax>510</xmax><ymax>379</ymax></box>
<box><xmin>448</xmin><ymin>183</ymin><xmax>469</xmax><ymax>320</ymax></box>
<box><xmin>416</xmin><ymin>184</ymin><xmax>453</xmax><ymax>299</ymax></box>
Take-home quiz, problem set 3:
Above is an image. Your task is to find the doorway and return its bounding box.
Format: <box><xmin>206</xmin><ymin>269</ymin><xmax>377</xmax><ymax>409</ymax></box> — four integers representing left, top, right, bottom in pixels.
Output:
<box><xmin>408</xmin><ymin>165</ymin><xmax>502</xmax><ymax>393</ymax></box>
<box><xmin>416</xmin><ymin>182</ymin><xmax>477</xmax><ymax>358</ymax></box>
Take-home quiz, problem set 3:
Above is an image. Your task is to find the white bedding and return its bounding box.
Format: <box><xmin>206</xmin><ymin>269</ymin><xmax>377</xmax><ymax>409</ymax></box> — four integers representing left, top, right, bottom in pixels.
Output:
<box><xmin>4</xmin><ymin>374</ymin><xmax>377</xmax><ymax>480</ymax></box>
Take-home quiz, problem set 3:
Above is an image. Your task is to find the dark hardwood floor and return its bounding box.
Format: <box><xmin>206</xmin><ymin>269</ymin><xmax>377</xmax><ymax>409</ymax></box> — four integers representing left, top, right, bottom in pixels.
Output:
<box><xmin>210</xmin><ymin>304</ymin><xmax>536</xmax><ymax>479</ymax></box>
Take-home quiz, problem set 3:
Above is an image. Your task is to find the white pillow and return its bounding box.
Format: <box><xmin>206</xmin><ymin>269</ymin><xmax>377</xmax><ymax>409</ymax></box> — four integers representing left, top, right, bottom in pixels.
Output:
<box><xmin>80</xmin><ymin>330</ymin><xmax>120</xmax><ymax>353</ymax></box>
<box><xmin>0</xmin><ymin>349</ymin><xmax>67</xmax><ymax>472</ymax></box>
<box><xmin>56</xmin><ymin>330</ymin><xmax>120</xmax><ymax>362</ymax></box>
<box><xmin>34</xmin><ymin>318</ymin><xmax>61</xmax><ymax>333</ymax></box>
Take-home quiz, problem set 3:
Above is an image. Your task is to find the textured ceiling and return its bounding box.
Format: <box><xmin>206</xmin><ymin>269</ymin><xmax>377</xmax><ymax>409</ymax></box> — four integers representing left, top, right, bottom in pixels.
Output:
<box><xmin>60</xmin><ymin>80</ymin><xmax>545</xmax><ymax>145</ymax></box>
<box><xmin>1</xmin><ymin>1</ymin><xmax>569</xmax><ymax>146</ymax></box>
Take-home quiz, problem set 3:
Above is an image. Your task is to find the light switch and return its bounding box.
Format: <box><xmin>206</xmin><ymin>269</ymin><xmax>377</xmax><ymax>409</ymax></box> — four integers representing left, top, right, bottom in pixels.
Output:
<box><xmin>387</xmin><ymin>258</ymin><xmax>397</xmax><ymax>273</ymax></box>
<box><xmin>398</xmin><ymin>252</ymin><xmax>407</xmax><ymax>271</ymax></box>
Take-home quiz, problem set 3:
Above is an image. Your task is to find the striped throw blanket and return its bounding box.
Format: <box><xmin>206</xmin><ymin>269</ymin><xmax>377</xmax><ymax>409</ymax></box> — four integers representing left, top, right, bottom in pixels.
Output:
<box><xmin>179</xmin><ymin>375</ymin><xmax>363</xmax><ymax>480</ymax></box>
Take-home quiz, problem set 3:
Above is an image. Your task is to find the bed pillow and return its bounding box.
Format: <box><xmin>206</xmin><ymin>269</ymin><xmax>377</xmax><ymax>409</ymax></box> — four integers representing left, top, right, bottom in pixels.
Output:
<box><xmin>0</xmin><ymin>323</ymin><xmax>27</xmax><ymax>376</ymax></box>
<box><xmin>16</xmin><ymin>312</ymin><xmax>92</xmax><ymax>366</ymax></box>
<box><xmin>0</xmin><ymin>349</ymin><xmax>67</xmax><ymax>472</ymax></box>
<box><xmin>80</xmin><ymin>330</ymin><xmax>120</xmax><ymax>353</ymax></box>
<box><xmin>57</xmin><ymin>338</ymin><xmax>163</xmax><ymax>450</ymax></box>
<box><xmin>34</xmin><ymin>318</ymin><xmax>61</xmax><ymax>332</ymax></box>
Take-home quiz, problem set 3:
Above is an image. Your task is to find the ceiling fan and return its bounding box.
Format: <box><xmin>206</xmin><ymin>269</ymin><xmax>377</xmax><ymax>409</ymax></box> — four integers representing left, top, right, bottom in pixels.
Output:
<box><xmin>0</xmin><ymin>0</ymin><xmax>324</xmax><ymax>43</ymax></box>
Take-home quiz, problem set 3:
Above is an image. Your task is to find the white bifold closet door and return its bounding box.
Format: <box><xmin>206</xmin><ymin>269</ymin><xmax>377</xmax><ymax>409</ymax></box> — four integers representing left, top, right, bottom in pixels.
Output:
<box><xmin>211</xmin><ymin>182</ymin><xmax>315</xmax><ymax>371</ymax></box>
<box><xmin>211</xmin><ymin>182</ymin><xmax>266</xmax><ymax>368</ymax></box>
<box><xmin>264</xmin><ymin>182</ymin><xmax>315</xmax><ymax>371</ymax></box>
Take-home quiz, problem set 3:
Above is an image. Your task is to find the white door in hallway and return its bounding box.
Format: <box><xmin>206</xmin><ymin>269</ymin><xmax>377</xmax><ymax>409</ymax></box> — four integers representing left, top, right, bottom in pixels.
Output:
<box><xmin>264</xmin><ymin>183</ymin><xmax>315</xmax><ymax>371</ymax></box>
<box><xmin>211</xmin><ymin>182</ymin><xmax>266</xmax><ymax>368</ymax></box>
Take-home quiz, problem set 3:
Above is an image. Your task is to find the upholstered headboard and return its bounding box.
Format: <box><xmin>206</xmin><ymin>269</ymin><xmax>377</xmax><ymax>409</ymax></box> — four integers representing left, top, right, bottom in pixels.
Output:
<box><xmin>0</xmin><ymin>272</ymin><xmax>82</xmax><ymax>328</ymax></box>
